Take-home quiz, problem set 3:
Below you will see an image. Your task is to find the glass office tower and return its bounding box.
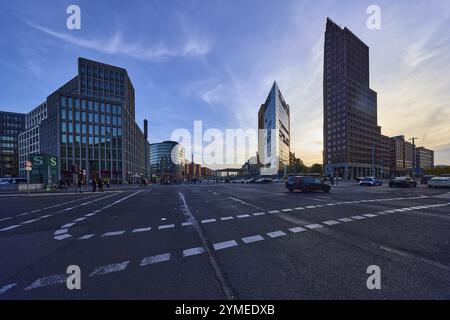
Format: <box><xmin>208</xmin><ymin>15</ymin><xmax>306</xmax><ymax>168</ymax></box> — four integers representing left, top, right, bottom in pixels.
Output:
<box><xmin>35</xmin><ymin>58</ymin><xmax>149</xmax><ymax>184</ymax></box>
<box><xmin>258</xmin><ymin>81</ymin><xmax>291</xmax><ymax>175</ymax></box>
<box><xmin>150</xmin><ymin>141</ymin><xmax>185</xmax><ymax>179</ymax></box>
<box><xmin>0</xmin><ymin>111</ymin><xmax>25</xmax><ymax>177</ymax></box>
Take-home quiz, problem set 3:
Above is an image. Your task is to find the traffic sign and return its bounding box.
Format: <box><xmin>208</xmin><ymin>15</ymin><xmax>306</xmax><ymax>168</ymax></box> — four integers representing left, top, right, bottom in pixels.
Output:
<box><xmin>26</xmin><ymin>161</ymin><xmax>33</xmax><ymax>171</ymax></box>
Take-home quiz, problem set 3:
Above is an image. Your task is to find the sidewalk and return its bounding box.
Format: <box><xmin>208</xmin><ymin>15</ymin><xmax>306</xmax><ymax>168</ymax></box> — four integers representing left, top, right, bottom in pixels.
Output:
<box><xmin>0</xmin><ymin>184</ymin><xmax>149</xmax><ymax>196</ymax></box>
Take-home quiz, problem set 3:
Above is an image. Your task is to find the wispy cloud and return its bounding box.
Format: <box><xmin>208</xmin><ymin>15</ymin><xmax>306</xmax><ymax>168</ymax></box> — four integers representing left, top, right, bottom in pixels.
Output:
<box><xmin>26</xmin><ymin>22</ymin><xmax>210</xmax><ymax>62</ymax></box>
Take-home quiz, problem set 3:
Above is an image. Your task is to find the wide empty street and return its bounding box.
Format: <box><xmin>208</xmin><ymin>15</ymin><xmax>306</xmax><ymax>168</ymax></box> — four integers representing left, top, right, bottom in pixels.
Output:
<box><xmin>0</xmin><ymin>183</ymin><xmax>449</xmax><ymax>299</ymax></box>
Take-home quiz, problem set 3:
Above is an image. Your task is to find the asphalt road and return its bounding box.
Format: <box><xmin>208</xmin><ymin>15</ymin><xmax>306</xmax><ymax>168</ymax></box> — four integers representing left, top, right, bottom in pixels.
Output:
<box><xmin>0</xmin><ymin>182</ymin><xmax>449</xmax><ymax>299</ymax></box>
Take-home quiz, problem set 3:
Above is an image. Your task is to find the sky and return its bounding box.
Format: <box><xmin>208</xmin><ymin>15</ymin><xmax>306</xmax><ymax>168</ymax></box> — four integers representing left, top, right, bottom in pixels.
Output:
<box><xmin>0</xmin><ymin>0</ymin><xmax>449</xmax><ymax>167</ymax></box>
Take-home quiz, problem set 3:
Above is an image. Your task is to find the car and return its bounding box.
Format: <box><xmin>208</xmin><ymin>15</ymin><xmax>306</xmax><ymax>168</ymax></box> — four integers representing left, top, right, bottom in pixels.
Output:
<box><xmin>420</xmin><ymin>175</ymin><xmax>435</xmax><ymax>184</ymax></box>
<box><xmin>0</xmin><ymin>178</ymin><xmax>28</xmax><ymax>185</ymax></box>
<box><xmin>389</xmin><ymin>176</ymin><xmax>417</xmax><ymax>188</ymax></box>
<box><xmin>359</xmin><ymin>177</ymin><xmax>383</xmax><ymax>186</ymax></box>
<box><xmin>286</xmin><ymin>176</ymin><xmax>331</xmax><ymax>193</ymax></box>
<box><xmin>244</xmin><ymin>178</ymin><xmax>255</xmax><ymax>184</ymax></box>
<box><xmin>272</xmin><ymin>178</ymin><xmax>285</xmax><ymax>183</ymax></box>
<box><xmin>255</xmin><ymin>178</ymin><xmax>272</xmax><ymax>184</ymax></box>
<box><xmin>428</xmin><ymin>177</ymin><xmax>450</xmax><ymax>188</ymax></box>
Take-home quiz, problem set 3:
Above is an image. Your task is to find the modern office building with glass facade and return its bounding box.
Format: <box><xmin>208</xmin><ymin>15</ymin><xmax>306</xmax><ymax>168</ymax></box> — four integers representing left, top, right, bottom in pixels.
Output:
<box><xmin>258</xmin><ymin>81</ymin><xmax>291</xmax><ymax>175</ymax></box>
<box><xmin>0</xmin><ymin>111</ymin><xmax>25</xmax><ymax>177</ymax></box>
<box><xmin>19</xmin><ymin>58</ymin><xmax>150</xmax><ymax>184</ymax></box>
<box><xmin>150</xmin><ymin>141</ymin><xmax>185</xmax><ymax>179</ymax></box>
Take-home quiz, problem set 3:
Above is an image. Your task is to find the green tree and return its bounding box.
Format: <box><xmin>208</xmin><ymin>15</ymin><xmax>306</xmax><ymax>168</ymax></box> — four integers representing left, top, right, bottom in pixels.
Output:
<box><xmin>309</xmin><ymin>163</ymin><xmax>323</xmax><ymax>175</ymax></box>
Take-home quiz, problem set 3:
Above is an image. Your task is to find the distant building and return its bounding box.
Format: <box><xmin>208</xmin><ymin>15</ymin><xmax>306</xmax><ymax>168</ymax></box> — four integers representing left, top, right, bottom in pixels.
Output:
<box><xmin>150</xmin><ymin>141</ymin><xmax>185</xmax><ymax>179</ymax></box>
<box><xmin>258</xmin><ymin>81</ymin><xmax>290</xmax><ymax>175</ymax></box>
<box><xmin>18</xmin><ymin>102</ymin><xmax>47</xmax><ymax>178</ymax></box>
<box><xmin>0</xmin><ymin>111</ymin><xmax>25</xmax><ymax>177</ymax></box>
<box><xmin>416</xmin><ymin>147</ymin><xmax>434</xmax><ymax>171</ymax></box>
<box><xmin>389</xmin><ymin>135</ymin><xmax>414</xmax><ymax>174</ymax></box>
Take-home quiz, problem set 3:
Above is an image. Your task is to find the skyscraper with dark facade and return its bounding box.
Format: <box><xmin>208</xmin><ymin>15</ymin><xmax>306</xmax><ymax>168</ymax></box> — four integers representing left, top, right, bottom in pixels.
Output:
<box><xmin>19</xmin><ymin>58</ymin><xmax>150</xmax><ymax>184</ymax></box>
<box><xmin>323</xmin><ymin>18</ymin><xmax>387</xmax><ymax>179</ymax></box>
<box><xmin>0</xmin><ymin>111</ymin><xmax>25</xmax><ymax>177</ymax></box>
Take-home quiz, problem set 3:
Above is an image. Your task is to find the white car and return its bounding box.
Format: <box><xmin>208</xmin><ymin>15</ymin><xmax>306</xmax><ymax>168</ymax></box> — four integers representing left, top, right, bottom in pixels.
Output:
<box><xmin>428</xmin><ymin>177</ymin><xmax>450</xmax><ymax>188</ymax></box>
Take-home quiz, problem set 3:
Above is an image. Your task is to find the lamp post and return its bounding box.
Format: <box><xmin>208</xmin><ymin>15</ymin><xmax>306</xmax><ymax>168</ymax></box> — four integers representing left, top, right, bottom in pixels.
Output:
<box><xmin>409</xmin><ymin>137</ymin><xmax>419</xmax><ymax>177</ymax></box>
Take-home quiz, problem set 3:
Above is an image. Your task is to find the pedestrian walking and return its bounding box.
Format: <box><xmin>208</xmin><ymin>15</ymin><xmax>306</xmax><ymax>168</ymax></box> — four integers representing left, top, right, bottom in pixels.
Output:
<box><xmin>77</xmin><ymin>179</ymin><xmax>83</xmax><ymax>193</ymax></box>
<box><xmin>98</xmin><ymin>178</ymin><xmax>104</xmax><ymax>192</ymax></box>
<box><xmin>92</xmin><ymin>177</ymin><xmax>97</xmax><ymax>193</ymax></box>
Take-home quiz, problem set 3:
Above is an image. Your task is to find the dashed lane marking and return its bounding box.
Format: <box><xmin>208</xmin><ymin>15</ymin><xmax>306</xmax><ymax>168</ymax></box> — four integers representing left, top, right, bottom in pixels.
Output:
<box><xmin>289</xmin><ymin>227</ymin><xmax>306</xmax><ymax>233</ymax></box>
<box><xmin>267</xmin><ymin>231</ymin><xmax>287</xmax><ymax>238</ymax></box>
<box><xmin>323</xmin><ymin>220</ymin><xmax>341</xmax><ymax>226</ymax></box>
<box><xmin>213</xmin><ymin>240</ymin><xmax>238</xmax><ymax>251</ymax></box>
<box><xmin>140</xmin><ymin>253</ymin><xmax>171</xmax><ymax>266</ymax></box>
<box><xmin>158</xmin><ymin>224</ymin><xmax>175</xmax><ymax>230</ymax></box>
<box><xmin>183</xmin><ymin>247</ymin><xmax>205</xmax><ymax>257</ymax></box>
<box><xmin>89</xmin><ymin>261</ymin><xmax>130</xmax><ymax>276</ymax></box>
<box><xmin>305</xmin><ymin>224</ymin><xmax>323</xmax><ymax>230</ymax></box>
<box><xmin>102</xmin><ymin>231</ymin><xmax>126</xmax><ymax>237</ymax></box>
<box><xmin>132</xmin><ymin>227</ymin><xmax>152</xmax><ymax>233</ymax></box>
<box><xmin>241</xmin><ymin>235</ymin><xmax>265</xmax><ymax>244</ymax></box>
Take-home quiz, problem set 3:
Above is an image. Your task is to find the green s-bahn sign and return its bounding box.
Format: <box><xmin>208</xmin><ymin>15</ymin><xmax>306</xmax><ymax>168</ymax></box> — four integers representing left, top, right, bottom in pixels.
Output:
<box><xmin>29</xmin><ymin>154</ymin><xmax>58</xmax><ymax>183</ymax></box>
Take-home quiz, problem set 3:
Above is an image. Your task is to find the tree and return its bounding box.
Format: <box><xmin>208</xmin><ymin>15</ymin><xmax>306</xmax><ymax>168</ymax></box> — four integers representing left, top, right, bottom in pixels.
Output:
<box><xmin>309</xmin><ymin>163</ymin><xmax>323</xmax><ymax>175</ymax></box>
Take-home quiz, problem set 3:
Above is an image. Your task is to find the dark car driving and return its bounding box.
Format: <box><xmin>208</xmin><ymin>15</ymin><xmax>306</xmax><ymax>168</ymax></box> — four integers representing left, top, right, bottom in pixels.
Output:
<box><xmin>389</xmin><ymin>176</ymin><xmax>417</xmax><ymax>188</ymax></box>
<box><xmin>286</xmin><ymin>176</ymin><xmax>331</xmax><ymax>193</ymax></box>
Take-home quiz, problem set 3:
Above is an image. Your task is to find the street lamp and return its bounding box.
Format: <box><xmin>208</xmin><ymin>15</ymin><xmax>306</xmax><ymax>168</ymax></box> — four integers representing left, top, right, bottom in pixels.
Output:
<box><xmin>409</xmin><ymin>137</ymin><xmax>419</xmax><ymax>177</ymax></box>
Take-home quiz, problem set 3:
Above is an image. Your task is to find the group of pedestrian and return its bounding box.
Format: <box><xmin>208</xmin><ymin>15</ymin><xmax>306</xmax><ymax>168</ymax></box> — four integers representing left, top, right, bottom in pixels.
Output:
<box><xmin>91</xmin><ymin>177</ymin><xmax>110</xmax><ymax>193</ymax></box>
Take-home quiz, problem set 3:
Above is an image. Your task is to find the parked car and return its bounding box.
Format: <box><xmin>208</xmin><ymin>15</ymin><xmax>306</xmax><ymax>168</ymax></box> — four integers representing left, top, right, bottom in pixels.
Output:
<box><xmin>272</xmin><ymin>178</ymin><xmax>285</xmax><ymax>183</ymax></box>
<box><xmin>389</xmin><ymin>176</ymin><xmax>417</xmax><ymax>188</ymax></box>
<box><xmin>256</xmin><ymin>178</ymin><xmax>272</xmax><ymax>184</ymax></box>
<box><xmin>428</xmin><ymin>177</ymin><xmax>450</xmax><ymax>188</ymax></box>
<box><xmin>359</xmin><ymin>177</ymin><xmax>383</xmax><ymax>186</ymax></box>
<box><xmin>0</xmin><ymin>178</ymin><xmax>28</xmax><ymax>185</ymax></box>
<box><xmin>232</xmin><ymin>179</ymin><xmax>244</xmax><ymax>184</ymax></box>
<box><xmin>244</xmin><ymin>178</ymin><xmax>255</xmax><ymax>184</ymax></box>
<box><xmin>420</xmin><ymin>175</ymin><xmax>435</xmax><ymax>184</ymax></box>
<box><xmin>286</xmin><ymin>176</ymin><xmax>331</xmax><ymax>193</ymax></box>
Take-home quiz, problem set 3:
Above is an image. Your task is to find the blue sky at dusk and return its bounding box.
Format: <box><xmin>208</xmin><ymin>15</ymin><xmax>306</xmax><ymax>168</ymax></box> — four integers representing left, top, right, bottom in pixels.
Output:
<box><xmin>0</xmin><ymin>0</ymin><xmax>449</xmax><ymax>165</ymax></box>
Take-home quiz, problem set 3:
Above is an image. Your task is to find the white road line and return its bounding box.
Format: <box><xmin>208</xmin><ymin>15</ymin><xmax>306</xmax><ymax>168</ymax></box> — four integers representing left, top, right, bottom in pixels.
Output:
<box><xmin>338</xmin><ymin>218</ymin><xmax>353</xmax><ymax>223</ymax></box>
<box><xmin>220</xmin><ymin>217</ymin><xmax>234</xmax><ymax>221</ymax></box>
<box><xmin>0</xmin><ymin>217</ymin><xmax>12</xmax><ymax>222</ymax></box>
<box><xmin>85</xmin><ymin>213</ymin><xmax>96</xmax><ymax>217</ymax></box>
<box><xmin>21</xmin><ymin>219</ymin><xmax>39</xmax><ymax>224</ymax></box>
<box><xmin>237</xmin><ymin>214</ymin><xmax>251</xmax><ymax>219</ymax></box>
<box><xmin>182</xmin><ymin>221</ymin><xmax>194</xmax><ymax>226</ymax></box>
<box><xmin>306</xmin><ymin>206</ymin><xmax>317</xmax><ymax>209</ymax></box>
<box><xmin>0</xmin><ymin>225</ymin><xmax>20</xmax><ymax>232</ymax></box>
<box><xmin>101</xmin><ymin>231</ymin><xmax>126</xmax><ymax>237</ymax></box>
<box><xmin>351</xmin><ymin>216</ymin><xmax>366</xmax><ymax>220</ymax></box>
<box><xmin>54</xmin><ymin>234</ymin><xmax>71</xmax><ymax>240</ymax></box>
<box><xmin>158</xmin><ymin>224</ymin><xmax>175</xmax><ymax>230</ymax></box>
<box><xmin>183</xmin><ymin>247</ymin><xmax>205</xmax><ymax>257</ymax></box>
<box><xmin>40</xmin><ymin>215</ymin><xmax>52</xmax><ymax>219</ymax></box>
<box><xmin>268</xmin><ymin>210</ymin><xmax>280</xmax><ymax>214</ymax></box>
<box><xmin>132</xmin><ymin>227</ymin><xmax>152</xmax><ymax>233</ymax></box>
<box><xmin>78</xmin><ymin>234</ymin><xmax>95</xmax><ymax>240</ymax></box>
<box><xmin>31</xmin><ymin>209</ymin><xmax>41</xmax><ymax>213</ymax></box>
<box><xmin>17</xmin><ymin>213</ymin><xmax>29</xmax><ymax>217</ymax></box>
<box><xmin>140</xmin><ymin>253</ymin><xmax>171</xmax><ymax>266</ymax></box>
<box><xmin>241</xmin><ymin>235</ymin><xmax>265</xmax><ymax>244</ymax></box>
<box><xmin>89</xmin><ymin>261</ymin><xmax>129</xmax><ymax>276</ymax></box>
<box><xmin>323</xmin><ymin>220</ymin><xmax>340</xmax><ymax>226</ymax></box>
<box><xmin>54</xmin><ymin>229</ymin><xmax>68</xmax><ymax>235</ymax></box>
<box><xmin>0</xmin><ymin>283</ymin><xmax>17</xmax><ymax>296</ymax></box>
<box><xmin>73</xmin><ymin>217</ymin><xmax>86</xmax><ymax>222</ymax></box>
<box><xmin>213</xmin><ymin>240</ymin><xmax>238</xmax><ymax>251</ymax></box>
<box><xmin>267</xmin><ymin>231</ymin><xmax>287</xmax><ymax>238</ymax></box>
<box><xmin>253</xmin><ymin>212</ymin><xmax>266</xmax><ymax>216</ymax></box>
<box><xmin>363</xmin><ymin>214</ymin><xmax>377</xmax><ymax>218</ymax></box>
<box><xmin>201</xmin><ymin>219</ymin><xmax>216</xmax><ymax>224</ymax></box>
<box><xmin>294</xmin><ymin>207</ymin><xmax>305</xmax><ymax>210</ymax></box>
<box><xmin>281</xmin><ymin>209</ymin><xmax>293</xmax><ymax>212</ymax></box>
<box><xmin>25</xmin><ymin>274</ymin><xmax>67</xmax><ymax>290</ymax></box>
<box><xmin>64</xmin><ymin>207</ymin><xmax>74</xmax><ymax>211</ymax></box>
<box><xmin>289</xmin><ymin>227</ymin><xmax>306</xmax><ymax>233</ymax></box>
<box><xmin>305</xmin><ymin>224</ymin><xmax>323</xmax><ymax>230</ymax></box>
<box><xmin>62</xmin><ymin>223</ymin><xmax>76</xmax><ymax>228</ymax></box>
